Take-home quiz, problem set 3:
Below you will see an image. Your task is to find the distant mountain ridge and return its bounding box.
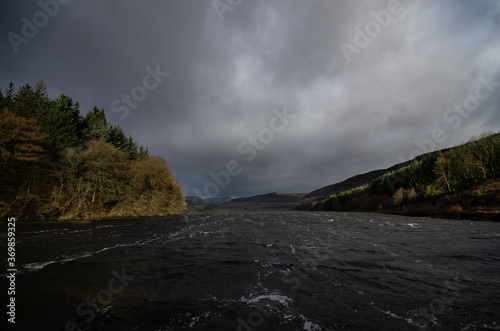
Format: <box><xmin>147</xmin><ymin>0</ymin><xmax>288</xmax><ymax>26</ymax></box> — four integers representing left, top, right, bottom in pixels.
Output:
<box><xmin>185</xmin><ymin>196</ymin><xmax>233</xmax><ymax>204</ymax></box>
<box><xmin>191</xmin><ymin>163</ymin><xmax>414</xmax><ymax>206</ymax></box>
<box><xmin>187</xmin><ymin>132</ymin><xmax>499</xmax><ymax>221</ymax></box>
<box><xmin>230</xmin><ymin>192</ymin><xmax>304</xmax><ymax>204</ymax></box>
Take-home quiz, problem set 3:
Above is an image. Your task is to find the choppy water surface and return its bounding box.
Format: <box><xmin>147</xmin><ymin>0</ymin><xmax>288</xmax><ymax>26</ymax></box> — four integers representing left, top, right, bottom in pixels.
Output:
<box><xmin>7</xmin><ymin>212</ymin><xmax>500</xmax><ymax>330</ymax></box>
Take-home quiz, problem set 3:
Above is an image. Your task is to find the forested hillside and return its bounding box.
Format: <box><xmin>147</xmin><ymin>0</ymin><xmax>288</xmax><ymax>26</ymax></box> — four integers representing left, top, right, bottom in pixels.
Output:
<box><xmin>0</xmin><ymin>81</ymin><xmax>185</xmax><ymax>220</ymax></box>
<box><xmin>311</xmin><ymin>132</ymin><xmax>500</xmax><ymax>220</ymax></box>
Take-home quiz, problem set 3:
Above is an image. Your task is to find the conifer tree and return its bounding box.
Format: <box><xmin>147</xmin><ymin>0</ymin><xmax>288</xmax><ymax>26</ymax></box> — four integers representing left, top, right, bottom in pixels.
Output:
<box><xmin>1</xmin><ymin>81</ymin><xmax>184</xmax><ymax>219</ymax></box>
<box><xmin>39</xmin><ymin>94</ymin><xmax>82</xmax><ymax>151</ymax></box>
<box><xmin>12</xmin><ymin>82</ymin><xmax>49</xmax><ymax>119</ymax></box>
<box><xmin>83</xmin><ymin>106</ymin><xmax>108</xmax><ymax>141</ymax></box>
<box><xmin>0</xmin><ymin>82</ymin><xmax>16</xmax><ymax>111</ymax></box>
<box><xmin>106</xmin><ymin>124</ymin><xmax>128</xmax><ymax>152</ymax></box>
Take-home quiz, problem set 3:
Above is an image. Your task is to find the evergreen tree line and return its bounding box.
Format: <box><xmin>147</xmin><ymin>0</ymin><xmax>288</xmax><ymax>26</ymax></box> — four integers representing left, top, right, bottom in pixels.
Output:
<box><xmin>312</xmin><ymin>132</ymin><xmax>500</xmax><ymax>211</ymax></box>
<box><xmin>1</xmin><ymin>81</ymin><xmax>148</xmax><ymax>159</ymax></box>
<box><xmin>0</xmin><ymin>81</ymin><xmax>185</xmax><ymax>219</ymax></box>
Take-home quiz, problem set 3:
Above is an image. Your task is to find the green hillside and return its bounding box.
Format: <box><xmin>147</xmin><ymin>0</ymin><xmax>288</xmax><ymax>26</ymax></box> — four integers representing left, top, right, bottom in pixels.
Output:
<box><xmin>311</xmin><ymin>132</ymin><xmax>500</xmax><ymax>221</ymax></box>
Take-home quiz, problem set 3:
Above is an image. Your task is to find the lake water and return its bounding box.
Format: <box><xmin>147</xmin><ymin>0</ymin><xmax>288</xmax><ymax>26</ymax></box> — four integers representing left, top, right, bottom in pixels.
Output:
<box><xmin>5</xmin><ymin>211</ymin><xmax>500</xmax><ymax>330</ymax></box>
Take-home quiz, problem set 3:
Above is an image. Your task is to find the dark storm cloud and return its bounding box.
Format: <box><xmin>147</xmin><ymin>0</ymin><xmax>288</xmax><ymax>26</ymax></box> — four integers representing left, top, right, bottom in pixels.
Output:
<box><xmin>1</xmin><ymin>0</ymin><xmax>499</xmax><ymax>197</ymax></box>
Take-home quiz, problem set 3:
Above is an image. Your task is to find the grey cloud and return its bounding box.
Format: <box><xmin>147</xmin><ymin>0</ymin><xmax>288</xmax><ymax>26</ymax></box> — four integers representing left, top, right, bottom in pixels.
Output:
<box><xmin>1</xmin><ymin>0</ymin><xmax>499</xmax><ymax>198</ymax></box>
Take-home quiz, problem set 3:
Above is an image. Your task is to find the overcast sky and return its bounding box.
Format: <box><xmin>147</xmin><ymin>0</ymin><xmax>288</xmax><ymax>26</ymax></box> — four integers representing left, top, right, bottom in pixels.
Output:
<box><xmin>1</xmin><ymin>0</ymin><xmax>499</xmax><ymax>198</ymax></box>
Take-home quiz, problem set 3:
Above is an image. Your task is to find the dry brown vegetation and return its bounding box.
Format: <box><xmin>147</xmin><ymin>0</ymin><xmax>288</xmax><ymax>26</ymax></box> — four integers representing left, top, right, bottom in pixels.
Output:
<box><xmin>1</xmin><ymin>83</ymin><xmax>186</xmax><ymax>220</ymax></box>
<box><xmin>382</xmin><ymin>180</ymin><xmax>500</xmax><ymax>221</ymax></box>
<box><xmin>0</xmin><ymin>109</ymin><xmax>55</xmax><ymax>218</ymax></box>
<box><xmin>48</xmin><ymin>141</ymin><xmax>186</xmax><ymax>220</ymax></box>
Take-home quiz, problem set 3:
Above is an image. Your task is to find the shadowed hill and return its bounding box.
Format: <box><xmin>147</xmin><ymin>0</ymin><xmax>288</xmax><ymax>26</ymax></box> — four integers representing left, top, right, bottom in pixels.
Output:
<box><xmin>231</xmin><ymin>192</ymin><xmax>304</xmax><ymax>204</ymax></box>
<box><xmin>302</xmin><ymin>162</ymin><xmax>411</xmax><ymax>201</ymax></box>
<box><xmin>311</xmin><ymin>132</ymin><xmax>500</xmax><ymax>221</ymax></box>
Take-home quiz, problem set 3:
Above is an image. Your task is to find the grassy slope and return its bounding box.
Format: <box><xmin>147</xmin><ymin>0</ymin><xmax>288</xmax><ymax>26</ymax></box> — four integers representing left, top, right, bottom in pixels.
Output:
<box><xmin>377</xmin><ymin>179</ymin><xmax>500</xmax><ymax>221</ymax></box>
<box><xmin>310</xmin><ymin>132</ymin><xmax>500</xmax><ymax>221</ymax></box>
